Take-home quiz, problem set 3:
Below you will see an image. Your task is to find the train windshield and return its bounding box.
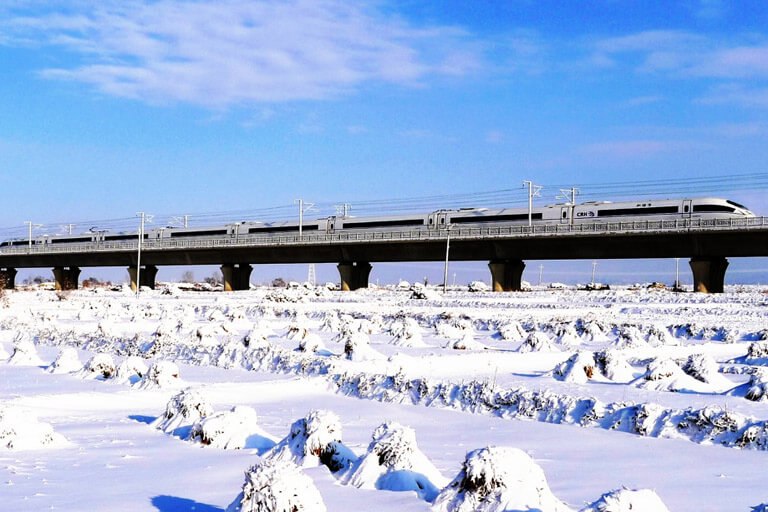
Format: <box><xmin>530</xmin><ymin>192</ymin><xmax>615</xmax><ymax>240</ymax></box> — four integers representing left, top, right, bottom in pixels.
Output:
<box><xmin>726</xmin><ymin>200</ymin><xmax>747</xmax><ymax>209</ymax></box>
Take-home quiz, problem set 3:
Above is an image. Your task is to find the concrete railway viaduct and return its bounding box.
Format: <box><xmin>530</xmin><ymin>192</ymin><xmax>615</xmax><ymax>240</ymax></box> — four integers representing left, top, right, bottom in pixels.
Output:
<box><xmin>1</xmin><ymin>217</ymin><xmax>767</xmax><ymax>293</ymax></box>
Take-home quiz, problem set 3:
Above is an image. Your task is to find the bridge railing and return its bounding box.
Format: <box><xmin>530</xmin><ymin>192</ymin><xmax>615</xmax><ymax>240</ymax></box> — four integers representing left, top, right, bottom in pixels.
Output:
<box><xmin>2</xmin><ymin>216</ymin><xmax>767</xmax><ymax>256</ymax></box>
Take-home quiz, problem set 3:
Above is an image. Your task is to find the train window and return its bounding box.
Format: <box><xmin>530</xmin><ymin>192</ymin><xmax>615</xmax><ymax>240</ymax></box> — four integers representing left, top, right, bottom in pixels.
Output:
<box><xmin>440</xmin><ymin>218</ymin><xmax>445</xmax><ymax>224</ymax></box>
<box><xmin>429</xmin><ymin>218</ymin><xmax>433</xmax><ymax>224</ymax></box>
<box><xmin>684</xmin><ymin>205</ymin><xmax>689</xmax><ymax>213</ymax></box>
<box><xmin>562</xmin><ymin>211</ymin><xmax>567</xmax><ymax>218</ymax></box>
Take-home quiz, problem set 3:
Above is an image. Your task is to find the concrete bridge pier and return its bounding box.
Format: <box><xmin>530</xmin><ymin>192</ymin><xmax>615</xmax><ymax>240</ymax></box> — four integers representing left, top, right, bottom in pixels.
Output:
<box><xmin>337</xmin><ymin>262</ymin><xmax>372</xmax><ymax>291</ymax></box>
<box><xmin>0</xmin><ymin>268</ymin><xmax>17</xmax><ymax>289</ymax></box>
<box><xmin>689</xmin><ymin>257</ymin><xmax>728</xmax><ymax>293</ymax></box>
<box><xmin>488</xmin><ymin>259</ymin><xmax>526</xmax><ymax>291</ymax></box>
<box><xmin>128</xmin><ymin>265</ymin><xmax>158</xmax><ymax>291</ymax></box>
<box><xmin>221</xmin><ymin>263</ymin><xmax>252</xmax><ymax>291</ymax></box>
<box><xmin>53</xmin><ymin>266</ymin><xmax>81</xmax><ymax>291</ymax></box>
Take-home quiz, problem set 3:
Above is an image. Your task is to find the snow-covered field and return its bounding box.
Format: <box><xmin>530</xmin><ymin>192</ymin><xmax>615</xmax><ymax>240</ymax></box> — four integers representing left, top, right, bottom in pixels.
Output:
<box><xmin>1</xmin><ymin>284</ymin><xmax>768</xmax><ymax>511</ymax></box>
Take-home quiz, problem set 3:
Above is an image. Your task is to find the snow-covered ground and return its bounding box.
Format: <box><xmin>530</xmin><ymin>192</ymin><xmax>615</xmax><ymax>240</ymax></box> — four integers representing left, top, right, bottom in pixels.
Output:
<box><xmin>1</xmin><ymin>284</ymin><xmax>768</xmax><ymax>511</ymax></box>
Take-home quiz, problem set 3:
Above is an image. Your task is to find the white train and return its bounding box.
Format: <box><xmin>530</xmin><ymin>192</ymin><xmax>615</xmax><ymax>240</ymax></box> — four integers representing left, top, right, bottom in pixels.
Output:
<box><xmin>3</xmin><ymin>197</ymin><xmax>754</xmax><ymax>247</ymax></box>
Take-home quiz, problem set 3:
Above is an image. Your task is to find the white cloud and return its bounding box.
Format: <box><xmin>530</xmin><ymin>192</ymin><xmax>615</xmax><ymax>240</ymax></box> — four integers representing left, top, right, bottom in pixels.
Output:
<box><xmin>580</xmin><ymin>139</ymin><xmax>706</xmax><ymax>158</ymax></box>
<box><xmin>2</xmin><ymin>0</ymin><xmax>482</xmax><ymax>106</ymax></box>
<box><xmin>697</xmin><ymin>84</ymin><xmax>768</xmax><ymax>108</ymax></box>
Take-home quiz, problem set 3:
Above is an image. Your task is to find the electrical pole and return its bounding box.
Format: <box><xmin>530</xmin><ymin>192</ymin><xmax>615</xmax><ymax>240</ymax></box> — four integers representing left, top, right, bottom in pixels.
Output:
<box><xmin>538</xmin><ymin>264</ymin><xmax>544</xmax><ymax>286</ymax></box>
<box><xmin>675</xmin><ymin>258</ymin><xmax>680</xmax><ymax>289</ymax></box>
<box><xmin>335</xmin><ymin>203</ymin><xmax>352</xmax><ymax>218</ymax></box>
<box><xmin>136</xmin><ymin>212</ymin><xmax>145</xmax><ymax>297</ymax></box>
<box><xmin>443</xmin><ymin>228</ymin><xmax>451</xmax><ymax>293</ymax></box>
<box><xmin>294</xmin><ymin>199</ymin><xmax>316</xmax><ymax>238</ymax></box>
<box><xmin>591</xmin><ymin>260</ymin><xmax>597</xmax><ymax>284</ymax></box>
<box><xmin>25</xmin><ymin>221</ymin><xmax>42</xmax><ymax>252</ymax></box>
<box><xmin>522</xmin><ymin>180</ymin><xmax>542</xmax><ymax>227</ymax></box>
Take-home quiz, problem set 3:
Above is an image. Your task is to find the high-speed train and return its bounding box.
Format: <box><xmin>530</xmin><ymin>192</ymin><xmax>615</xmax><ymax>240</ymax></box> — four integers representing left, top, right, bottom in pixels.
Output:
<box><xmin>1</xmin><ymin>197</ymin><xmax>754</xmax><ymax>247</ymax></box>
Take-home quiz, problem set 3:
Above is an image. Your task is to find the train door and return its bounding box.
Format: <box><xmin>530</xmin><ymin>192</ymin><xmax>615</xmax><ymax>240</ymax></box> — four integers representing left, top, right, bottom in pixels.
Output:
<box><xmin>560</xmin><ymin>206</ymin><xmax>570</xmax><ymax>224</ymax></box>
<box><xmin>682</xmin><ymin>200</ymin><xmax>692</xmax><ymax>218</ymax></box>
<box><xmin>325</xmin><ymin>216</ymin><xmax>336</xmax><ymax>234</ymax></box>
<box><xmin>428</xmin><ymin>212</ymin><xmax>448</xmax><ymax>230</ymax></box>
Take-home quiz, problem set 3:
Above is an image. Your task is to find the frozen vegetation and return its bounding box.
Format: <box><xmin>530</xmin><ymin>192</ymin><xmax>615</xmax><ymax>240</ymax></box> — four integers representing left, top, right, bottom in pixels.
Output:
<box><xmin>1</xmin><ymin>284</ymin><xmax>768</xmax><ymax>510</ymax></box>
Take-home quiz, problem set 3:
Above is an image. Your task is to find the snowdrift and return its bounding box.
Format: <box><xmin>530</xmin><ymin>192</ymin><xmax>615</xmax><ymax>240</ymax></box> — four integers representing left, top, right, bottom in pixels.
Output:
<box><xmin>226</xmin><ymin>458</ymin><xmax>326</xmax><ymax>512</ymax></box>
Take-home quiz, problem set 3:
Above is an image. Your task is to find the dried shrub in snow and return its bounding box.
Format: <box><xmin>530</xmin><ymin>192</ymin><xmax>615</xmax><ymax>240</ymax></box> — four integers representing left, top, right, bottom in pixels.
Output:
<box><xmin>79</xmin><ymin>353</ymin><xmax>116</xmax><ymax>379</ymax></box>
<box><xmin>681</xmin><ymin>354</ymin><xmax>721</xmax><ymax>384</ymax></box>
<box><xmin>115</xmin><ymin>356</ymin><xmax>149</xmax><ymax>383</ymax></box>
<box><xmin>391</xmin><ymin>317</ymin><xmax>426</xmax><ymax>347</ymax></box>
<box><xmin>468</xmin><ymin>280</ymin><xmax>490</xmax><ymax>292</ymax></box>
<box><xmin>343</xmin><ymin>422</ymin><xmax>446</xmax><ymax>501</ymax></box>
<box><xmin>190</xmin><ymin>405</ymin><xmax>276</xmax><ymax>451</ymax></box>
<box><xmin>135</xmin><ymin>361</ymin><xmax>180</xmax><ymax>389</ymax></box>
<box><xmin>518</xmin><ymin>331</ymin><xmax>558</xmax><ymax>353</ymax></box>
<box><xmin>497</xmin><ymin>321</ymin><xmax>526</xmax><ymax>342</ymax></box>
<box><xmin>451</xmin><ymin>333</ymin><xmax>487</xmax><ymax>351</ymax></box>
<box><xmin>244</xmin><ymin>324</ymin><xmax>273</xmax><ymax>347</ymax></box>
<box><xmin>432</xmin><ymin>446</ymin><xmax>572</xmax><ymax>512</ymax></box>
<box><xmin>554</xmin><ymin>323</ymin><xmax>581</xmax><ymax>348</ymax></box>
<box><xmin>410</xmin><ymin>283</ymin><xmax>439</xmax><ymax>300</ymax></box>
<box><xmin>0</xmin><ymin>405</ymin><xmax>68</xmax><ymax>449</ymax></box>
<box><xmin>286</xmin><ymin>320</ymin><xmax>311</xmax><ymax>341</ymax></box>
<box><xmin>745</xmin><ymin>368</ymin><xmax>768</xmax><ymax>402</ymax></box>
<box><xmin>594</xmin><ymin>349</ymin><xmax>635</xmax><ymax>382</ymax></box>
<box><xmin>298</xmin><ymin>333</ymin><xmax>325</xmax><ymax>353</ymax></box>
<box><xmin>152</xmin><ymin>388</ymin><xmax>214</xmax><ymax>433</ymax></box>
<box><xmin>746</xmin><ymin>341</ymin><xmax>768</xmax><ymax>362</ymax></box>
<box><xmin>579</xmin><ymin>488</ymin><xmax>670</xmax><ymax>512</ymax></box>
<box><xmin>578</xmin><ymin>319</ymin><xmax>607</xmax><ymax>341</ymax></box>
<box><xmin>646</xmin><ymin>324</ymin><xmax>677</xmax><ymax>346</ymax></box>
<box><xmin>7</xmin><ymin>333</ymin><xmax>44</xmax><ymax>366</ymax></box>
<box><xmin>553</xmin><ymin>352</ymin><xmax>596</xmax><ymax>384</ymax></box>
<box><xmin>320</xmin><ymin>312</ymin><xmax>341</xmax><ymax>332</ymax></box>
<box><xmin>613</xmin><ymin>326</ymin><xmax>647</xmax><ymax>348</ymax></box>
<box><xmin>225</xmin><ymin>458</ymin><xmax>326</xmax><ymax>512</ymax></box>
<box><xmin>343</xmin><ymin>332</ymin><xmax>382</xmax><ymax>361</ymax></box>
<box><xmin>264</xmin><ymin>410</ymin><xmax>354</xmax><ymax>472</ymax></box>
<box><xmin>47</xmin><ymin>347</ymin><xmax>82</xmax><ymax>374</ymax></box>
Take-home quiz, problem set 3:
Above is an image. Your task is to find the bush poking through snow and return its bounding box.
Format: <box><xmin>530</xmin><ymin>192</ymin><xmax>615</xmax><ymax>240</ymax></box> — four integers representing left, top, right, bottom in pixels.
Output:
<box><xmin>264</xmin><ymin>410</ymin><xmax>354</xmax><ymax>472</ymax></box>
<box><xmin>79</xmin><ymin>353</ymin><xmax>116</xmax><ymax>379</ymax></box>
<box><xmin>553</xmin><ymin>352</ymin><xmax>596</xmax><ymax>384</ymax></box>
<box><xmin>432</xmin><ymin>446</ymin><xmax>572</xmax><ymax>512</ymax></box>
<box><xmin>135</xmin><ymin>361</ymin><xmax>180</xmax><ymax>389</ymax></box>
<box><xmin>579</xmin><ymin>488</ymin><xmax>670</xmax><ymax>512</ymax></box>
<box><xmin>343</xmin><ymin>422</ymin><xmax>446</xmax><ymax>501</ymax></box>
<box><xmin>0</xmin><ymin>405</ymin><xmax>68</xmax><ymax>449</ymax></box>
<box><xmin>298</xmin><ymin>333</ymin><xmax>325</xmax><ymax>353</ymax></box>
<box><xmin>682</xmin><ymin>354</ymin><xmax>719</xmax><ymax>383</ymax></box>
<box><xmin>153</xmin><ymin>388</ymin><xmax>214</xmax><ymax>433</ymax></box>
<box><xmin>518</xmin><ymin>331</ymin><xmax>558</xmax><ymax>353</ymax></box>
<box><xmin>226</xmin><ymin>458</ymin><xmax>326</xmax><ymax>512</ymax></box>
<box><xmin>7</xmin><ymin>333</ymin><xmax>44</xmax><ymax>366</ymax></box>
<box><xmin>189</xmin><ymin>405</ymin><xmax>275</xmax><ymax>451</ymax></box>
<box><xmin>343</xmin><ymin>332</ymin><xmax>382</xmax><ymax>361</ymax></box>
<box><xmin>497</xmin><ymin>321</ymin><xmax>526</xmax><ymax>342</ymax></box>
<box><xmin>594</xmin><ymin>349</ymin><xmax>635</xmax><ymax>382</ymax></box>
<box><xmin>115</xmin><ymin>356</ymin><xmax>149</xmax><ymax>383</ymax></box>
<box><xmin>391</xmin><ymin>318</ymin><xmax>425</xmax><ymax>347</ymax></box>
<box><xmin>48</xmin><ymin>347</ymin><xmax>83</xmax><ymax>374</ymax></box>
<box><xmin>745</xmin><ymin>368</ymin><xmax>768</xmax><ymax>402</ymax></box>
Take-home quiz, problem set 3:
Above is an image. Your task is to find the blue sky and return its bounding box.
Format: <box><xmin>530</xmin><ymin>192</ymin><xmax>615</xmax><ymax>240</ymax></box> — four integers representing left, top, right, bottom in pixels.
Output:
<box><xmin>1</xmin><ymin>0</ymin><xmax>767</xmax><ymax>285</ymax></box>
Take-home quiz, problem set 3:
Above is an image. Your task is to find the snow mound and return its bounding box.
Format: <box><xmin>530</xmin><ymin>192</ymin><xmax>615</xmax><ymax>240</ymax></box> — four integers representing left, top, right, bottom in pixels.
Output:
<box><xmin>264</xmin><ymin>410</ymin><xmax>355</xmax><ymax>472</ymax></box>
<box><xmin>190</xmin><ymin>405</ymin><xmax>276</xmax><ymax>451</ymax></box>
<box><xmin>47</xmin><ymin>347</ymin><xmax>83</xmax><ymax>374</ymax></box>
<box><xmin>554</xmin><ymin>323</ymin><xmax>581</xmax><ymax>348</ymax></box>
<box><xmin>681</xmin><ymin>354</ymin><xmax>732</xmax><ymax>390</ymax></box>
<box><xmin>745</xmin><ymin>368</ymin><xmax>768</xmax><ymax>402</ymax></box>
<box><xmin>343</xmin><ymin>422</ymin><xmax>446</xmax><ymax>501</ymax></box>
<box><xmin>497</xmin><ymin>321</ymin><xmax>526</xmax><ymax>342</ymax></box>
<box><xmin>115</xmin><ymin>356</ymin><xmax>149</xmax><ymax>384</ymax></box>
<box><xmin>135</xmin><ymin>360</ymin><xmax>180</xmax><ymax>389</ymax></box>
<box><xmin>553</xmin><ymin>352</ymin><xmax>596</xmax><ymax>384</ymax></box>
<box><xmin>468</xmin><ymin>281</ymin><xmax>490</xmax><ymax>292</ymax></box>
<box><xmin>7</xmin><ymin>333</ymin><xmax>44</xmax><ymax>366</ymax></box>
<box><xmin>0</xmin><ymin>405</ymin><xmax>68</xmax><ymax>449</ymax></box>
<box><xmin>613</xmin><ymin>326</ymin><xmax>647</xmax><ymax>348</ymax></box>
<box><xmin>77</xmin><ymin>353</ymin><xmax>117</xmax><ymax>380</ymax></box>
<box><xmin>297</xmin><ymin>333</ymin><xmax>325</xmax><ymax>353</ymax></box>
<box><xmin>646</xmin><ymin>324</ymin><xmax>677</xmax><ymax>346</ymax></box>
<box><xmin>432</xmin><ymin>446</ymin><xmax>572</xmax><ymax>512</ymax></box>
<box><xmin>632</xmin><ymin>358</ymin><xmax>713</xmax><ymax>393</ymax></box>
<box><xmin>152</xmin><ymin>388</ymin><xmax>214</xmax><ymax>434</ymax></box>
<box><xmin>391</xmin><ymin>318</ymin><xmax>426</xmax><ymax>347</ymax></box>
<box><xmin>594</xmin><ymin>349</ymin><xmax>635</xmax><ymax>382</ymax></box>
<box><xmin>344</xmin><ymin>332</ymin><xmax>382</xmax><ymax>361</ymax></box>
<box><xmin>579</xmin><ymin>488</ymin><xmax>670</xmax><ymax>512</ymax></box>
<box><xmin>410</xmin><ymin>283</ymin><xmax>439</xmax><ymax>300</ymax></box>
<box><xmin>518</xmin><ymin>331</ymin><xmax>559</xmax><ymax>353</ymax></box>
<box><xmin>451</xmin><ymin>333</ymin><xmax>487</xmax><ymax>351</ymax></box>
<box><xmin>226</xmin><ymin>458</ymin><xmax>326</xmax><ymax>512</ymax></box>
